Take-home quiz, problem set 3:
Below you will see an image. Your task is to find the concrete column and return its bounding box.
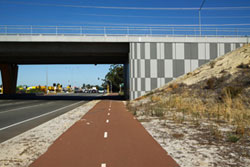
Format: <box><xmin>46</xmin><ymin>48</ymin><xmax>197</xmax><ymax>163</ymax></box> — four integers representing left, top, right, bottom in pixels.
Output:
<box><xmin>0</xmin><ymin>64</ymin><xmax>18</xmax><ymax>95</ymax></box>
<box><xmin>123</xmin><ymin>63</ymin><xmax>129</xmax><ymax>99</ymax></box>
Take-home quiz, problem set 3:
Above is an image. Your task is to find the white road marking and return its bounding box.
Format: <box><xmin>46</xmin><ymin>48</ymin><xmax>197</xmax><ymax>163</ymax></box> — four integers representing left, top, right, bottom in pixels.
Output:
<box><xmin>104</xmin><ymin>132</ymin><xmax>108</xmax><ymax>138</ymax></box>
<box><xmin>0</xmin><ymin>100</ymin><xmax>39</xmax><ymax>107</ymax></box>
<box><xmin>0</xmin><ymin>101</ymin><xmax>84</xmax><ymax>131</ymax></box>
<box><xmin>0</xmin><ymin>102</ymin><xmax>53</xmax><ymax>115</ymax></box>
<box><xmin>101</xmin><ymin>163</ymin><xmax>106</xmax><ymax>167</ymax></box>
<box><xmin>108</xmin><ymin>108</ymin><xmax>111</xmax><ymax>111</ymax></box>
<box><xmin>109</xmin><ymin>100</ymin><xmax>112</xmax><ymax>108</ymax></box>
<box><xmin>107</xmin><ymin>113</ymin><xmax>110</xmax><ymax>116</ymax></box>
<box><xmin>106</xmin><ymin>119</ymin><xmax>109</xmax><ymax>123</ymax></box>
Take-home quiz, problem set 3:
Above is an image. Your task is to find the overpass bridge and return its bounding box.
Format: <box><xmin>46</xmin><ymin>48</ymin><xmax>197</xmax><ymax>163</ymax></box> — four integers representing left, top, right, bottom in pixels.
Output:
<box><xmin>0</xmin><ymin>25</ymin><xmax>249</xmax><ymax>99</ymax></box>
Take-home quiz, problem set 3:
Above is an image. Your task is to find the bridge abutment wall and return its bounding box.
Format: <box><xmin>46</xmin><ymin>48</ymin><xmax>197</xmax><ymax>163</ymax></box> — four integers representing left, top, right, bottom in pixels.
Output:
<box><xmin>129</xmin><ymin>42</ymin><xmax>245</xmax><ymax>100</ymax></box>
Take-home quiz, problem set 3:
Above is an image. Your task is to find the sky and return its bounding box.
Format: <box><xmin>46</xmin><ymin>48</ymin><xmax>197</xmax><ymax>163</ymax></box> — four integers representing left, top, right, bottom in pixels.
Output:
<box><xmin>17</xmin><ymin>65</ymin><xmax>110</xmax><ymax>87</ymax></box>
<box><xmin>0</xmin><ymin>0</ymin><xmax>250</xmax><ymax>87</ymax></box>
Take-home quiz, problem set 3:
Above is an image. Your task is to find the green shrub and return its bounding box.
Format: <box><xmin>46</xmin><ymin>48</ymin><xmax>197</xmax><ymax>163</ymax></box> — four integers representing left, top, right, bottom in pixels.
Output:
<box><xmin>26</xmin><ymin>88</ymin><xmax>44</xmax><ymax>94</ymax></box>
<box><xmin>237</xmin><ymin>63</ymin><xmax>249</xmax><ymax>69</ymax></box>
<box><xmin>227</xmin><ymin>134</ymin><xmax>240</xmax><ymax>143</ymax></box>
<box><xmin>153</xmin><ymin>108</ymin><xmax>165</xmax><ymax>117</ymax></box>
<box><xmin>206</xmin><ymin>77</ymin><xmax>216</xmax><ymax>89</ymax></box>
<box><xmin>133</xmin><ymin>110</ymin><xmax>137</xmax><ymax>116</ymax></box>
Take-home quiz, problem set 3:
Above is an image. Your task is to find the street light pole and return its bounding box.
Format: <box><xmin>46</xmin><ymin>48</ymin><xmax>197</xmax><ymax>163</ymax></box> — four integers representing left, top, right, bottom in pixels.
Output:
<box><xmin>110</xmin><ymin>80</ymin><xmax>112</xmax><ymax>94</ymax></box>
<box><xmin>46</xmin><ymin>66</ymin><xmax>48</xmax><ymax>94</ymax></box>
<box><xmin>100</xmin><ymin>78</ymin><xmax>112</xmax><ymax>94</ymax></box>
<box><xmin>107</xmin><ymin>79</ymin><xmax>112</xmax><ymax>94</ymax></box>
<box><xmin>199</xmin><ymin>10</ymin><xmax>201</xmax><ymax>36</ymax></box>
<box><xmin>199</xmin><ymin>0</ymin><xmax>206</xmax><ymax>36</ymax></box>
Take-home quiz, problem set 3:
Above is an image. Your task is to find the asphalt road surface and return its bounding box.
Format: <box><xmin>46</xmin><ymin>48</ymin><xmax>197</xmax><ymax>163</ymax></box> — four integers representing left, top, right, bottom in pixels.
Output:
<box><xmin>0</xmin><ymin>93</ymin><xmax>103</xmax><ymax>143</ymax></box>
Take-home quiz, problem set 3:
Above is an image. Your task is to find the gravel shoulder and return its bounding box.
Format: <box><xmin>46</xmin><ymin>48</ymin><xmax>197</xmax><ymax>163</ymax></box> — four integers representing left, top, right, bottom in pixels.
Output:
<box><xmin>138</xmin><ymin>115</ymin><xmax>250</xmax><ymax>167</ymax></box>
<box><xmin>0</xmin><ymin>100</ymin><xmax>99</xmax><ymax>167</ymax></box>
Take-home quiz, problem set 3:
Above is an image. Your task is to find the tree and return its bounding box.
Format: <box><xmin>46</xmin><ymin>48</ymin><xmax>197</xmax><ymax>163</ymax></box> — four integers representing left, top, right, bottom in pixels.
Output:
<box><xmin>103</xmin><ymin>64</ymin><xmax>124</xmax><ymax>92</ymax></box>
<box><xmin>86</xmin><ymin>84</ymin><xmax>91</xmax><ymax>89</ymax></box>
<box><xmin>95</xmin><ymin>85</ymin><xmax>100</xmax><ymax>90</ymax></box>
<box><xmin>57</xmin><ymin>83</ymin><xmax>61</xmax><ymax>88</ymax></box>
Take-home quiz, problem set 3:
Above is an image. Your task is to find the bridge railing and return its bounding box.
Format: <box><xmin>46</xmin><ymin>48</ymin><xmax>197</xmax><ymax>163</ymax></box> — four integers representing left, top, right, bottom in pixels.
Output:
<box><xmin>0</xmin><ymin>25</ymin><xmax>250</xmax><ymax>37</ymax></box>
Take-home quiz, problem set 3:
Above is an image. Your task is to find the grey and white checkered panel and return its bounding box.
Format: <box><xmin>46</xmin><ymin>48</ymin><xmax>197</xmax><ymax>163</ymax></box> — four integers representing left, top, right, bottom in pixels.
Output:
<box><xmin>129</xmin><ymin>42</ymin><xmax>243</xmax><ymax>100</ymax></box>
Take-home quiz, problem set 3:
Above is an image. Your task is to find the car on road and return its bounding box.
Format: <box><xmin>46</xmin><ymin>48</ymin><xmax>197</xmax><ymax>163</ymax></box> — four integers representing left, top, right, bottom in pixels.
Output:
<box><xmin>98</xmin><ymin>88</ymin><xmax>105</xmax><ymax>94</ymax></box>
<box><xmin>91</xmin><ymin>89</ymin><xmax>97</xmax><ymax>93</ymax></box>
<box><xmin>62</xmin><ymin>87</ymin><xmax>68</xmax><ymax>92</ymax></box>
<box><xmin>90</xmin><ymin>87</ymin><xmax>98</xmax><ymax>93</ymax></box>
<box><xmin>74</xmin><ymin>87</ymin><xmax>82</xmax><ymax>93</ymax></box>
<box><xmin>83</xmin><ymin>89</ymin><xmax>90</xmax><ymax>93</ymax></box>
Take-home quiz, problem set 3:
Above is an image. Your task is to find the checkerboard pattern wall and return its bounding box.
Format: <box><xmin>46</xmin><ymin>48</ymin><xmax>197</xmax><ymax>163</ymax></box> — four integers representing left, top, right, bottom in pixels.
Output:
<box><xmin>129</xmin><ymin>42</ymin><xmax>244</xmax><ymax>100</ymax></box>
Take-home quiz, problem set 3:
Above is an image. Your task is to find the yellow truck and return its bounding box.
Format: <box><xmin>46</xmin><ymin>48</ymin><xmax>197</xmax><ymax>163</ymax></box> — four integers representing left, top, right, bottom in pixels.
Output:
<box><xmin>26</xmin><ymin>86</ymin><xmax>36</xmax><ymax>91</ymax></box>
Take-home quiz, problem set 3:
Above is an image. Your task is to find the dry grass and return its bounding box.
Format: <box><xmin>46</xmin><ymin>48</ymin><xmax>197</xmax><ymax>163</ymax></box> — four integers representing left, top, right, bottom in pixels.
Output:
<box><xmin>151</xmin><ymin>95</ymin><xmax>162</xmax><ymax>102</ymax></box>
<box><xmin>172</xmin><ymin>133</ymin><xmax>184</xmax><ymax>139</ymax></box>
<box><xmin>128</xmin><ymin>85</ymin><xmax>250</xmax><ymax>139</ymax></box>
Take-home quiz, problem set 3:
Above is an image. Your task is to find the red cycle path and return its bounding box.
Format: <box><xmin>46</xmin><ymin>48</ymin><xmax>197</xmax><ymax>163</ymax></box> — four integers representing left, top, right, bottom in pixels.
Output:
<box><xmin>30</xmin><ymin>100</ymin><xmax>179</xmax><ymax>167</ymax></box>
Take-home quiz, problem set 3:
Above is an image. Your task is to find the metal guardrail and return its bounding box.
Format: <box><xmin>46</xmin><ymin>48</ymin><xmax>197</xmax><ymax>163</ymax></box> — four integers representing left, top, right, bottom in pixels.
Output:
<box><xmin>0</xmin><ymin>25</ymin><xmax>250</xmax><ymax>37</ymax></box>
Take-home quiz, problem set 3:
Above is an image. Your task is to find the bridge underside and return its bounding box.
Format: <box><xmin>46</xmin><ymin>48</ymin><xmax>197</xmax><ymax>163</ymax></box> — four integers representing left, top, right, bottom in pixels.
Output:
<box><xmin>0</xmin><ymin>42</ymin><xmax>130</xmax><ymax>97</ymax></box>
<box><xmin>0</xmin><ymin>42</ymin><xmax>129</xmax><ymax>64</ymax></box>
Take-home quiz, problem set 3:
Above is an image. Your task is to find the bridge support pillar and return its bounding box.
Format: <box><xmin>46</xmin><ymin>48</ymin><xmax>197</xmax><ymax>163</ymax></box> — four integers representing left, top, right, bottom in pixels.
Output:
<box><xmin>0</xmin><ymin>64</ymin><xmax>18</xmax><ymax>95</ymax></box>
<box><xmin>123</xmin><ymin>63</ymin><xmax>129</xmax><ymax>99</ymax></box>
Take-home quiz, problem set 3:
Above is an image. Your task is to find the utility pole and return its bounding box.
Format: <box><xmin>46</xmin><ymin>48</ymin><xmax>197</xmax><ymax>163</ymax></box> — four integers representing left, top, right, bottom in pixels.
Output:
<box><xmin>107</xmin><ymin>79</ymin><xmax>112</xmax><ymax>94</ymax></box>
<box><xmin>110</xmin><ymin>80</ymin><xmax>112</xmax><ymax>94</ymax></box>
<box><xmin>46</xmin><ymin>66</ymin><xmax>48</xmax><ymax>94</ymax></box>
<box><xmin>100</xmin><ymin>78</ymin><xmax>112</xmax><ymax>94</ymax></box>
<box><xmin>199</xmin><ymin>0</ymin><xmax>206</xmax><ymax>36</ymax></box>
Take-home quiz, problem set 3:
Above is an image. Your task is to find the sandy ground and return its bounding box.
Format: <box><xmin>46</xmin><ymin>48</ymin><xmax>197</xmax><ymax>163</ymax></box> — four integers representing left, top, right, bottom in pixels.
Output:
<box><xmin>138</xmin><ymin>115</ymin><xmax>250</xmax><ymax>167</ymax></box>
<box><xmin>180</xmin><ymin>44</ymin><xmax>250</xmax><ymax>85</ymax></box>
<box><xmin>0</xmin><ymin>100</ymin><xmax>99</xmax><ymax>167</ymax></box>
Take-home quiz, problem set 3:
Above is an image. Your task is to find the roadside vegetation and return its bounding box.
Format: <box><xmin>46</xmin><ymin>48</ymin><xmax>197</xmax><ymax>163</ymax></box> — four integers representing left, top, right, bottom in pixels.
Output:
<box><xmin>102</xmin><ymin>64</ymin><xmax>124</xmax><ymax>93</ymax></box>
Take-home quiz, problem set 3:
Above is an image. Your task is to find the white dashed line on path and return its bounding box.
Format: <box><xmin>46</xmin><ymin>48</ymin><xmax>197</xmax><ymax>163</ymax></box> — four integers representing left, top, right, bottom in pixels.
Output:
<box><xmin>109</xmin><ymin>100</ymin><xmax>112</xmax><ymax>108</ymax></box>
<box><xmin>104</xmin><ymin>132</ymin><xmax>108</xmax><ymax>138</ymax></box>
<box><xmin>101</xmin><ymin>163</ymin><xmax>106</xmax><ymax>167</ymax></box>
<box><xmin>107</xmin><ymin>113</ymin><xmax>110</xmax><ymax>116</ymax></box>
<box><xmin>108</xmin><ymin>108</ymin><xmax>111</xmax><ymax>111</ymax></box>
<box><xmin>106</xmin><ymin>119</ymin><xmax>109</xmax><ymax>123</ymax></box>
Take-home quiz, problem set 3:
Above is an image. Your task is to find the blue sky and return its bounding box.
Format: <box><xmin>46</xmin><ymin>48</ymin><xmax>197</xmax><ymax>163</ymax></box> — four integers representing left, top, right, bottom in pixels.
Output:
<box><xmin>17</xmin><ymin>65</ymin><xmax>110</xmax><ymax>87</ymax></box>
<box><xmin>1</xmin><ymin>0</ymin><xmax>250</xmax><ymax>26</ymax></box>
<box><xmin>0</xmin><ymin>0</ymin><xmax>250</xmax><ymax>87</ymax></box>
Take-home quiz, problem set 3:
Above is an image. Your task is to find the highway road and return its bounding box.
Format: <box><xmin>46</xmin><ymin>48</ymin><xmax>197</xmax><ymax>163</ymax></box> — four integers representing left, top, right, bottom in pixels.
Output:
<box><xmin>0</xmin><ymin>93</ymin><xmax>102</xmax><ymax>143</ymax></box>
